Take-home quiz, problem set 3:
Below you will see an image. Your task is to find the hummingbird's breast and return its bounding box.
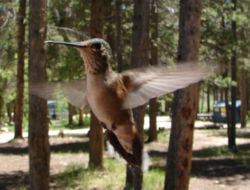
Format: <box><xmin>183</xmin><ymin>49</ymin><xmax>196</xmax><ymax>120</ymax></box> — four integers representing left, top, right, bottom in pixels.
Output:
<box><xmin>86</xmin><ymin>73</ymin><xmax>126</xmax><ymax>129</ymax></box>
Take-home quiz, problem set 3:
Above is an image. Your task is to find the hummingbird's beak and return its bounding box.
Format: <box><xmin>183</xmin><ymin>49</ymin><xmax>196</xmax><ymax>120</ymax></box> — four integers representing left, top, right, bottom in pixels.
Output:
<box><xmin>45</xmin><ymin>41</ymin><xmax>86</xmax><ymax>48</ymax></box>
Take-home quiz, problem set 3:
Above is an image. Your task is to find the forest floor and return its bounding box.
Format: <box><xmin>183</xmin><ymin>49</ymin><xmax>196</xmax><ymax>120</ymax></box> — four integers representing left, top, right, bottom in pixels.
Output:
<box><xmin>0</xmin><ymin>127</ymin><xmax>250</xmax><ymax>190</ymax></box>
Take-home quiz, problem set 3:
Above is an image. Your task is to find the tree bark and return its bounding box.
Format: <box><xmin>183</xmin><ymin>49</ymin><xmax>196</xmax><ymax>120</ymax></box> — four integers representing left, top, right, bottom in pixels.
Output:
<box><xmin>239</xmin><ymin>68</ymin><xmax>247</xmax><ymax>128</ymax></box>
<box><xmin>78</xmin><ymin>109</ymin><xmax>84</xmax><ymax>126</ymax></box>
<box><xmin>125</xmin><ymin>0</ymin><xmax>150</xmax><ymax>189</ymax></box>
<box><xmin>7</xmin><ymin>100</ymin><xmax>15</xmax><ymax>124</ymax></box>
<box><xmin>89</xmin><ymin>111</ymin><xmax>103</xmax><ymax>168</ymax></box>
<box><xmin>0</xmin><ymin>82</ymin><xmax>8</xmax><ymax>129</ymax></box>
<box><xmin>15</xmin><ymin>0</ymin><xmax>26</xmax><ymax>139</ymax></box>
<box><xmin>164</xmin><ymin>1</ymin><xmax>202</xmax><ymax>190</ymax></box>
<box><xmin>88</xmin><ymin>0</ymin><xmax>105</xmax><ymax>169</ymax></box>
<box><xmin>68</xmin><ymin>103</ymin><xmax>74</xmax><ymax>126</ymax></box>
<box><xmin>228</xmin><ymin>0</ymin><xmax>237</xmax><ymax>151</ymax></box>
<box><xmin>247</xmin><ymin>79</ymin><xmax>250</xmax><ymax>112</ymax></box>
<box><xmin>0</xmin><ymin>88</ymin><xmax>5</xmax><ymax>129</ymax></box>
<box><xmin>207</xmin><ymin>84</ymin><xmax>210</xmax><ymax>113</ymax></box>
<box><xmin>148</xmin><ymin>0</ymin><xmax>158</xmax><ymax>142</ymax></box>
<box><xmin>115</xmin><ymin>0</ymin><xmax>123</xmax><ymax>72</ymax></box>
<box><xmin>148</xmin><ymin>98</ymin><xmax>158</xmax><ymax>142</ymax></box>
<box><xmin>28</xmin><ymin>0</ymin><xmax>50</xmax><ymax>189</ymax></box>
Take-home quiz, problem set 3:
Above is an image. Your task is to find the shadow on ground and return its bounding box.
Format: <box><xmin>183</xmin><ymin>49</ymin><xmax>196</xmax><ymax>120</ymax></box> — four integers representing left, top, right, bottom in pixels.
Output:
<box><xmin>0</xmin><ymin>171</ymin><xmax>28</xmax><ymax>190</ymax></box>
<box><xmin>149</xmin><ymin>143</ymin><xmax>250</xmax><ymax>179</ymax></box>
<box><xmin>191</xmin><ymin>158</ymin><xmax>250</xmax><ymax>177</ymax></box>
<box><xmin>214</xmin><ymin>129</ymin><xmax>250</xmax><ymax>139</ymax></box>
<box><xmin>1</xmin><ymin>136</ymin><xmax>250</xmax><ymax>189</ymax></box>
<box><xmin>0</xmin><ymin>137</ymin><xmax>90</xmax><ymax>189</ymax></box>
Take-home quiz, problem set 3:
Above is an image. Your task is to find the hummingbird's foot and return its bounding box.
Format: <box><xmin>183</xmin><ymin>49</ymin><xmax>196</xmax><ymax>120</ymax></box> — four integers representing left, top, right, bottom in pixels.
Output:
<box><xmin>106</xmin><ymin>129</ymin><xmax>142</xmax><ymax>166</ymax></box>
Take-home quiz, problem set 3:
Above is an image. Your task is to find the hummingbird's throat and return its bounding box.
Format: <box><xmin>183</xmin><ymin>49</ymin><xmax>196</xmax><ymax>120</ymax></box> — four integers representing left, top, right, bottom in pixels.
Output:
<box><xmin>81</xmin><ymin>51</ymin><xmax>109</xmax><ymax>74</ymax></box>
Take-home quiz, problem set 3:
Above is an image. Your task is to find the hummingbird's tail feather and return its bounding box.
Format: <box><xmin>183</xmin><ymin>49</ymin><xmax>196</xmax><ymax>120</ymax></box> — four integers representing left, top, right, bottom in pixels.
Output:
<box><xmin>106</xmin><ymin>130</ymin><xmax>142</xmax><ymax>166</ymax></box>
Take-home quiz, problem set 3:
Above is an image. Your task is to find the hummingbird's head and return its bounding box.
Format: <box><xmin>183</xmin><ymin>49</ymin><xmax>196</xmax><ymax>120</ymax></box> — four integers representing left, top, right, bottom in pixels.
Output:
<box><xmin>46</xmin><ymin>38</ymin><xmax>112</xmax><ymax>74</ymax></box>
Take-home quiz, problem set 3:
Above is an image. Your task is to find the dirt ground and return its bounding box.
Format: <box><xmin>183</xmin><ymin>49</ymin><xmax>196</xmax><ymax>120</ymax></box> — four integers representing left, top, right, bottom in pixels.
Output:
<box><xmin>190</xmin><ymin>129</ymin><xmax>250</xmax><ymax>190</ymax></box>
<box><xmin>0</xmin><ymin>128</ymin><xmax>250</xmax><ymax>190</ymax></box>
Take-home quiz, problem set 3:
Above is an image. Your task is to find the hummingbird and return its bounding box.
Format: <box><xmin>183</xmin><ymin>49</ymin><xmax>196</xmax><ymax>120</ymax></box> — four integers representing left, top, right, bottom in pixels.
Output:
<box><xmin>30</xmin><ymin>38</ymin><xmax>210</xmax><ymax>166</ymax></box>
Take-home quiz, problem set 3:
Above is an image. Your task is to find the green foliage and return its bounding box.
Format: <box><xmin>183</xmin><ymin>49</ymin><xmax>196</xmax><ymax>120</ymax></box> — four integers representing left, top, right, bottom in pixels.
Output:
<box><xmin>200</xmin><ymin>0</ymin><xmax>250</xmax><ymax>98</ymax></box>
<box><xmin>214</xmin><ymin>75</ymin><xmax>237</xmax><ymax>88</ymax></box>
<box><xmin>46</xmin><ymin>0</ymin><xmax>91</xmax><ymax>81</ymax></box>
<box><xmin>0</xmin><ymin>0</ymin><xmax>249</xmax><ymax>139</ymax></box>
<box><xmin>0</xmin><ymin>1</ymin><xmax>18</xmax><ymax>125</ymax></box>
<box><xmin>157</xmin><ymin>0</ymin><xmax>179</xmax><ymax>64</ymax></box>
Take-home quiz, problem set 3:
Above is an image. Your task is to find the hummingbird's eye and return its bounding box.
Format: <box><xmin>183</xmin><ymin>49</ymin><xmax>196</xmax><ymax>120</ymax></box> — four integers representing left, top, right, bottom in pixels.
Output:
<box><xmin>91</xmin><ymin>43</ymin><xmax>101</xmax><ymax>51</ymax></box>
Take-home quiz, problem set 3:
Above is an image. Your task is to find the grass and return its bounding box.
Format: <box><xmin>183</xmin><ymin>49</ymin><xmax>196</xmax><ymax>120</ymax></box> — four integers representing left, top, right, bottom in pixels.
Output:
<box><xmin>51</xmin><ymin>159</ymin><xmax>166</xmax><ymax>190</ymax></box>
<box><xmin>49</xmin><ymin>115</ymin><xmax>90</xmax><ymax>130</ymax></box>
<box><xmin>193</xmin><ymin>146</ymin><xmax>235</xmax><ymax>158</ymax></box>
<box><xmin>51</xmin><ymin>164</ymin><xmax>84</xmax><ymax>189</ymax></box>
<box><xmin>156</xmin><ymin>130</ymin><xmax>170</xmax><ymax>144</ymax></box>
<box><xmin>49</xmin><ymin>117</ymin><xmax>89</xmax><ymax>130</ymax></box>
<box><xmin>2</xmin><ymin>126</ymin><xmax>250</xmax><ymax>189</ymax></box>
<box><xmin>238</xmin><ymin>151</ymin><xmax>250</xmax><ymax>167</ymax></box>
<box><xmin>193</xmin><ymin>144</ymin><xmax>250</xmax><ymax>167</ymax></box>
<box><xmin>41</xmin><ymin>136</ymin><xmax>250</xmax><ymax>189</ymax></box>
<box><xmin>144</xmin><ymin>168</ymin><xmax>165</xmax><ymax>190</ymax></box>
<box><xmin>51</xmin><ymin>159</ymin><xmax>126</xmax><ymax>190</ymax></box>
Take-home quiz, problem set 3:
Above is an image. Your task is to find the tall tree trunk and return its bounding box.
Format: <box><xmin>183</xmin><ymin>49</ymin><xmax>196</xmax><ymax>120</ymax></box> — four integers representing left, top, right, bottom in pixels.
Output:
<box><xmin>125</xmin><ymin>0</ymin><xmax>150</xmax><ymax>189</ymax></box>
<box><xmin>0</xmin><ymin>90</ymin><xmax>5</xmax><ymax>129</ymax></box>
<box><xmin>28</xmin><ymin>0</ymin><xmax>50</xmax><ymax>189</ymax></box>
<box><xmin>89</xmin><ymin>111</ymin><xmax>103</xmax><ymax>167</ymax></box>
<box><xmin>220</xmin><ymin>10</ymin><xmax>233</xmax><ymax>143</ymax></box>
<box><xmin>78</xmin><ymin>109</ymin><xmax>84</xmax><ymax>126</ymax></box>
<box><xmin>225</xmin><ymin>81</ymin><xmax>231</xmax><ymax>135</ymax></box>
<box><xmin>148</xmin><ymin>98</ymin><xmax>158</xmax><ymax>141</ymax></box>
<box><xmin>247</xmin><ymin>79</ymin><xmax>250</xmax><ymax>112</ymax></box>
<box><xmin>213</xmin><ymin>87</ymin><xmax>218</xmax><ymax>101</ymax></box>
<box><xmin>224</xmin><ymin>65</ymin><xmax>232</xmax><ymax>147</ymax></box>
<box><xmin>88</xmin><ymin>0</ymin><xmax>105</xmax><ymax>168</ymax></box>
<box><xmin>0</xmin><ymin>80</ymin><xmax>8</xmax><ymax>128</ymax></box>
<box><xmin>239</xmin><ymin>68</ymin><xmax>247</xmax><ymax>128</ymax></box>
<box><xmin>228</xmin><ymin>0</ymin><xmax>237</xmax><ymax>151</ymax></box>
<box><xmin>7</xmin><ymin>100</ymin><xmax>15</xmax><ymax>124</ymax></box>
<box><xmin>105</xmin><ymin>0</ymin><xmax>115</xmax><ymax>54</ymax></box>
<box><xmin>164</xmin><ymin>1</ymin><xmax>202</xmax><ymax>190</ymax></box>
<box><xmin>68</xmin><ymin>103</ymin><xmax>74</xmax><ymax>126</ymax></box>
<box><xmin>148</xmin><ymin>0</ymin><xmax>158</xmax><ymax>142</ymax></box>
<box><xmin>15</xmin><ymin>0</ymin><xmax>26</xmax><ymax>139</ymax></box>
<box><xmin>115</xmin><ymin>0</ymin><xmax>123</xmax><ymax>72</ymax></box>
<box><xmin>219</xmin><ymin>61</ymin><xmax>225</xmax><ymax>101</ymax></box>
<box><xmin>207</xmin><ymin>84</ymin><xmax>210</xmax><ymax>113</ymax></box>
<box><xmin>200</xmin><ymin>84</ymin><xmax>205</xmax><ymax>113</ymax></box>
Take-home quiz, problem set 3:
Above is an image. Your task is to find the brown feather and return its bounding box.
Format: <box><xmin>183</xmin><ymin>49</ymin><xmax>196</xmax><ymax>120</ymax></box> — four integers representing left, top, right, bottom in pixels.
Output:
<box><xmin>106</xmin><ymin>129</ymin><xmax>142</xmax><ymax>166</ymax></box>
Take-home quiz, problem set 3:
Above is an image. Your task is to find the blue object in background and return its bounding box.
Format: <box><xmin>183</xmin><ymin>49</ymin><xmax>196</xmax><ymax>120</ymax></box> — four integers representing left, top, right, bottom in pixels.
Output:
<box><xmin>47</xmin><ymin>100</ymin><xmax>57</xmax><ymax>119</ymax></box>
<box><xmin>212</xmin><ymin>100</ymin><xmax>241</xmax><ymax>123</ymax></box>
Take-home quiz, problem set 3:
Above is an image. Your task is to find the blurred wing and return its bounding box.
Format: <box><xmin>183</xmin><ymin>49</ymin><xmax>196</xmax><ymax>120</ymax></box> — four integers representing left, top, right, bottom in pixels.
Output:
<box><xmin>30</xmin><ymin>80</ymin><xmax>87</xmax><ymax>109</ymax></box>
<box><xmin>29</xmin><ymin>82</ymin><xmax>60</xmax><ymax>100</ymax></box>
<box><xmin>62</xmin><ymin>80</ymin><xmax>87</xmax><ymax>109</ymax></box>
<box><xmin>121</xmin><ymin>63</ymin><xmax>211</xmax><ymax>109</ymax></box>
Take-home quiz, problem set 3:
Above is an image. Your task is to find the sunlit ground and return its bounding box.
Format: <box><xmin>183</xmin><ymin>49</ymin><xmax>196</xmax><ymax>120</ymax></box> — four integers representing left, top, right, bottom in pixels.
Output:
<box><xmin>0</xmin><ymin>118</ymin><xmax>250</xmax><ymax>190</ymax></box>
